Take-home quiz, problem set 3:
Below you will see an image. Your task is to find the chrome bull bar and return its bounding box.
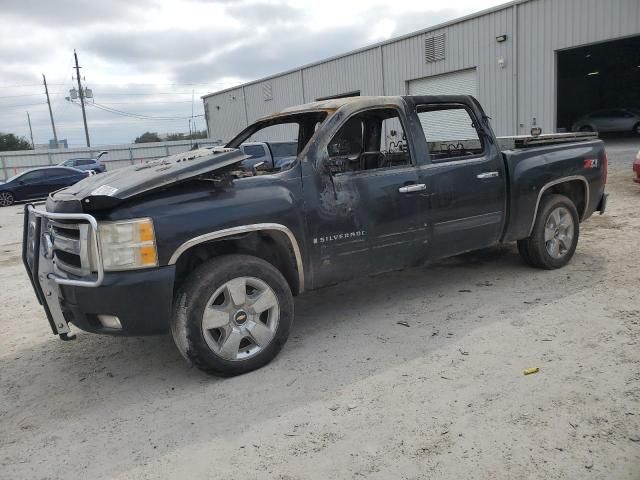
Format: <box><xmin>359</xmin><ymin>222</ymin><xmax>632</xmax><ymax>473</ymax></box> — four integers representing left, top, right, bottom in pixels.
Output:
<box><xmin>22</xmin><ymin>203</ymin><xmax>105</xmax><ymax>339</ymax></box>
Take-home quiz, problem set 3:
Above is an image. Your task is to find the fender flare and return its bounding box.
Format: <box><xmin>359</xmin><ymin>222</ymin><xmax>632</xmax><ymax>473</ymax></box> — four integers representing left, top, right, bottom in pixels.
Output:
<box><xmin>168</xmin><ymin>223</ymin><xmax>305</xmax><ymax>292</ymax></box>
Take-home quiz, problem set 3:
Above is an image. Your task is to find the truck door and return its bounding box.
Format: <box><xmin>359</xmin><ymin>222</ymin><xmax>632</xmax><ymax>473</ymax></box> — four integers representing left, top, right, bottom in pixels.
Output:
<box><xmin>410</xmin><ymin>101</ymin><xmax>506</xmax><ymax>259</ymax></box>
<box><xmin>302</xmin><ymin>106</ymin><xmax>429</xmax><ymax>288</ymax></box>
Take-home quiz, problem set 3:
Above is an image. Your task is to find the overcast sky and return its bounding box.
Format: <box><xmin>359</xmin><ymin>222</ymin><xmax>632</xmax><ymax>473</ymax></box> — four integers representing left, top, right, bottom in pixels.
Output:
<box><xmin>0</xmin><ymin>0</ymin><xmax>505</xmax><ymax>147</ymax></box>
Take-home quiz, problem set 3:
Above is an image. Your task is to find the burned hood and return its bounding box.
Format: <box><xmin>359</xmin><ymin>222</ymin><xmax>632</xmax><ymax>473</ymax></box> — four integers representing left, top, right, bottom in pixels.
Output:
<box><xmin>48</xmin><ymin>147</ymin><xmax>248</xmax><ymax>212</ymax></box>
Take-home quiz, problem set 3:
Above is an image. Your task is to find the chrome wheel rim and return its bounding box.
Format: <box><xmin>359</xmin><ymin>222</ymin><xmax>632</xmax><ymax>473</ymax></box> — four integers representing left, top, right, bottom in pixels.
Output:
<box><xmin>202</xmin><ymin>276</ymin><xmax>279</xmax><ymax>361</ymax></box>
<box><xmin>544</xmin><ymin>206</ymin><xmax>574</xmax><ymax>259</ymax></box>
<box><xmin>0</xmin><ymin>192</ymin><xmax>13</xmax><ymax>207</ymax></box>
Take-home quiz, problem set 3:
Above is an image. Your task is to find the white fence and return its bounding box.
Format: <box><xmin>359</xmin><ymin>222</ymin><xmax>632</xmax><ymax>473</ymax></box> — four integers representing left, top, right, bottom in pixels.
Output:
<box><xmin>0</xmin><ymin>139</ymin><xmax>222</xmax><ymax>180</ymax></box>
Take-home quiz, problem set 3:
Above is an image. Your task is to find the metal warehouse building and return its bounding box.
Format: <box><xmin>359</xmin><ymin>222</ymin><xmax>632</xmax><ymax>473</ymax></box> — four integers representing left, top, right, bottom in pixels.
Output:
<box><xmin>202</xmin><ymin>0</ymin><xmax>640</xmax><ymax>142</ymax></box>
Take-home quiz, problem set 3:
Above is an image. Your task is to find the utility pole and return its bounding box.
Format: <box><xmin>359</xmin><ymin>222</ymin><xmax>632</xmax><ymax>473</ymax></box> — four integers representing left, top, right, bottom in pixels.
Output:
<box><xmin>42</xmin><ymin>74</ymin><xmax>58</xmax><ymax>148</ymax></box>
<box><xmin>26</xmin><ymin>112</ymin><xmax>35</xmax><ymax>149</ymax></box>
<box><xmin>73</xmin><ymin>50</ymin><xmax>91</xmax><ymax>147</ymax></box>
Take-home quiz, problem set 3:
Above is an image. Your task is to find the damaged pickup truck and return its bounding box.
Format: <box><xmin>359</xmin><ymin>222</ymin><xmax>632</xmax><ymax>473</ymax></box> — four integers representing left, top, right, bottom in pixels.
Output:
<box><xmin>23</xmin><ymin>95</ymin><xmax>608</xmax><ymax>376</ymax></box>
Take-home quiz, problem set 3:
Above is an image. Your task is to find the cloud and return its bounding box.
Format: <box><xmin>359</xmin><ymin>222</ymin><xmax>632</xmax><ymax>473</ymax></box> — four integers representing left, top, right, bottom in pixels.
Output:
<box><xmin>172</xmin><ymin>6</ymin><xmax>458</xmax><ymax>84</ymax></box>
<box><xmin>173</xmin><ymin>24</ymin><xmax>369</xmax><ymax>83</ymax></box>
<box><xmin>83</xmin><ymin>28</ymin><xmax>243</xmax><ymax>64</ymax></box>
<box><xmin>223</xmin><ymin>2</ymin><xmax>304</xmax><ymax>23</ymax></box>
<box><xmin>0</xmin><ymin>0</ymin><xmax>155</xmax><ymax>25</ymax></box>
<box><xmin>0</xmin><ymin>0</ymin><xmax>501</xmax><ymax>146</ymax></box>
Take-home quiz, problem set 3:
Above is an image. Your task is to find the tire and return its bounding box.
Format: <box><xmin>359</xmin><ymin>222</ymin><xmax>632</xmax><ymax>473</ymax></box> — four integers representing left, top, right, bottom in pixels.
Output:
<box><xmin>518</xmin><ymin>194</ymin><xmax>579</xmax><ymax>269</ymax></box>
<box><xmin>171</xmin><ymin>254</ymin><xmax>294</xmax><ymax>376</ymax></box>
<box><xmin>0</xmin><ymin>191</ymin><xmax>14</xmax><ymax>207</ymax></box>
<box><xmin>579</xmin><ymin>125</ymin><xmax>593</xmax><ymax>133</ymax></box>
<box><xmin>633</xmin><ymin>122</ymin><xmax>640</xmax><ymax>136</ymax></box>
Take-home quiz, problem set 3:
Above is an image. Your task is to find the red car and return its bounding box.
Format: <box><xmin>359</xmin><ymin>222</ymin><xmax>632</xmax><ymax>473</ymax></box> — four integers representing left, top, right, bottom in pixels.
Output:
<box><xmin>634</xmin><ymin>150</ymin><xmax>640</xmax><ymax>184</ymax></box>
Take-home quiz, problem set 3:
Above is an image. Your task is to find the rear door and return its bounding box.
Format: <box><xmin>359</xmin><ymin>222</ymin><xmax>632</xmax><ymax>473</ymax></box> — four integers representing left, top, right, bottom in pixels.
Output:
<box><xmin>44</xmin><ymin>168</ymin><xmax>80</xmax><ymax>193</ymax></box>
<box><xmin>14</xmin><ymin>170</ymin><xmax>47</xmax><ymax>199</ymax></box>
<box><xmin>409</xmin><ymin>100</ymin><xmax>507</xmax><ymax>259</ymax></box>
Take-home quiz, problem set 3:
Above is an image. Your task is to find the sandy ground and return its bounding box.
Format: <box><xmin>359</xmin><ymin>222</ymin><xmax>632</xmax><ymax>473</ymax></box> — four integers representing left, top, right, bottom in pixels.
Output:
<box><xmin>0</xmin><ymin>139</ymin><xmax>638</xmax><ymax>480</ymax></box>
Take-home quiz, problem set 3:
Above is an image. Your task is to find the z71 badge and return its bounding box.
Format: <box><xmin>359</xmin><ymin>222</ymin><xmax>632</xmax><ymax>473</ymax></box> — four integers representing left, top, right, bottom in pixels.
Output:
<box><xmin>313</xmin><ymin>230</ymin><xmax>366</xmax><ymax>244</ymax></box>
<box><xmin>583</xmin><ymin>158</ymin><xmax>599</xmax><ymax>169</ymax></box>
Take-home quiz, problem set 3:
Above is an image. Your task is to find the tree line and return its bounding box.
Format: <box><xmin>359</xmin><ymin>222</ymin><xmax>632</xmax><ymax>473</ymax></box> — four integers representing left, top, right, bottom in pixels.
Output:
<box><xmin>134</xmin><ymin>130</ymin><xmax>208</xmax><ymax>143</ymax></box>
<box><xmin>0</xmin><ymin>130</ymin><xmax>209</xmax><ymax>152</ymax></box>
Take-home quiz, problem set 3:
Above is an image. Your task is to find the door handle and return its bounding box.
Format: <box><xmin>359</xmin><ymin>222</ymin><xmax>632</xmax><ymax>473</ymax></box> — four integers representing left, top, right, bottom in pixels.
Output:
<box><xmin>476</xmin><ymin>171</ymin><xmax>499</xmax><ymax>179</ymax></box>
<box><xmin>398</xmin><ymin>183</ymin><xmax>427</xmax><ymax>193</ymax></box>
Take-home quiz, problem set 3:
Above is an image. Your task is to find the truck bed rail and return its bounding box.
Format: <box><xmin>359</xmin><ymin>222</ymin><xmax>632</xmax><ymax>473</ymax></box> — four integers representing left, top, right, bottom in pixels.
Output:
<box><xmin>497</xmin><ymin>132</ymin><xmax>599</xmax><ymax>150</ymax></box>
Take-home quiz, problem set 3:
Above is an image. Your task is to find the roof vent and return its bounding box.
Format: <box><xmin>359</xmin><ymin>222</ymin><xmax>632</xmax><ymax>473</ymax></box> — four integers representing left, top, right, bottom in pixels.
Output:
<box><xmin>262</xmin><ymin>82</ymin><xmax>273</xmax><ymax>101</ymax></box>
<box><xmin>424</xmin><ymin>33</ymin><xmax>446</xmax><ymax>63</ymax></box>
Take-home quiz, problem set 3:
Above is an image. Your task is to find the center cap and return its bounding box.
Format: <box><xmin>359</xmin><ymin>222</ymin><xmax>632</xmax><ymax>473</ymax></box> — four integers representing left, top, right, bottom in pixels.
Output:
<box><xmin>234</xmin><ymin>310</ymin><xmax>248</xmax><ymax>325</ymax></box>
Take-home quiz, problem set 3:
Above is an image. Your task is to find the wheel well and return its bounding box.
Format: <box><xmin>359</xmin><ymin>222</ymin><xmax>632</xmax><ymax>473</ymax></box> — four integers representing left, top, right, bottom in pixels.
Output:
<box><xmin>173</xmin><ymin>230</ymin><xmax>301</xmax><ymax>297</ymax></box>
<box><xmin>542</xmin><ymin>180</ymin><xmax>586</xmax><ymax>220</ymax></box>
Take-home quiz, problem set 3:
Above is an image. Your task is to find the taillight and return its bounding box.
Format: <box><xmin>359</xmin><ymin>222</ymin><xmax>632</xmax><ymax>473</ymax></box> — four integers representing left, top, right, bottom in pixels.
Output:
<box><xmin>603</xmin><ymin>152</ymin><xmax>608</xmax><ymax>184</ymax></box>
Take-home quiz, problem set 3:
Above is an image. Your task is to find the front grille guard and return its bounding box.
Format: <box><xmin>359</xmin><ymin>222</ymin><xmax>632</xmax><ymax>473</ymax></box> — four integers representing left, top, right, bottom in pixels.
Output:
<box><xmin>22</xmin><ymin>203</ymin><xmax>105</xmax><ymax>338</ymax></box>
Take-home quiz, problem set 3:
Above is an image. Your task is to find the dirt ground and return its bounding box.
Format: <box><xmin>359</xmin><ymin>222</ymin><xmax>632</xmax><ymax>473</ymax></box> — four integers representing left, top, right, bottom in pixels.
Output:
<box><xmin>0</xmin><ymin>139</ymin><xmax>638</xmax><ymax>480</ymax></box>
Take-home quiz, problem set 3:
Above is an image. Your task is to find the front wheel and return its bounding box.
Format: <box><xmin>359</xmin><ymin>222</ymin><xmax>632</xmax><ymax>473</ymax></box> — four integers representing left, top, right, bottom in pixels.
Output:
<box><xmin>0</xmin><ymin>191</ymin><xmax>14</xmax><ymax>207</ymax></box>
<box><xmin>171</xmin><ymin>254</ymin><xmax>294</xmax><ymax>376</ymax></box>
<box><xmin>518</xmin><ymin>194</ymin><xmax>579</xmax><ymax>269</ymax></box>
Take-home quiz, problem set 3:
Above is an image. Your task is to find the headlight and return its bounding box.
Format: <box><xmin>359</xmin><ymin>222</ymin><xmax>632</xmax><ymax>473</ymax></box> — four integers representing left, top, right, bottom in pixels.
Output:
<box><xmin>94</xmin><ymin>218</ymin><xmax>158</xmax><ymax>271</ymax></box>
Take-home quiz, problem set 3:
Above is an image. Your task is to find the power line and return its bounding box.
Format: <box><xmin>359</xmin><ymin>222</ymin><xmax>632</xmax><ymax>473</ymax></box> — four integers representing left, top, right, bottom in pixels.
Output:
<box><xmin>0</xmin><ymin>92</ymin><xmax>61</xmax><ymax>99</ymax></box>
<box><xmin>0</xmin><ymin>82</ymin><xmax>66</xmax><ymax>89</ymax></box>
<box><xmin>90</xmin><ymin>101</ymin><xmax>204</xmax><ymax>120</ymax></box>
<box><xmin>0</xmin><ymin>101</ymin><xmax>48</xmax><ymax>109</ymax></box>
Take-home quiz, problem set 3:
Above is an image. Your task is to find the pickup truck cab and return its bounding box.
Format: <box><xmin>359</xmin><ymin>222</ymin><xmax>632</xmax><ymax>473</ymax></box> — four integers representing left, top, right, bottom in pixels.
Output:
<box><xmin>23</xmin><ymin>95</ymin><xmax>608</xmax><ymax>376</ymax></box>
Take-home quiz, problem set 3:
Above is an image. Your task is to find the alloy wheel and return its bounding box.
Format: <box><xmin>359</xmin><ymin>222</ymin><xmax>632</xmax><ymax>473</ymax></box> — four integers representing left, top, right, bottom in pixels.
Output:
<box><xmin>544</xmin><ymin>206</ymin><xmax>574</xmax><ymax>259</ymax></box>
<box><xmin>201</xmin><ymin>276</ymin><xmax>280</xmax><ymax>361</ymax></box>
<box><xmin>0</xmin><ymin>192</ymin><xmax>14</xmax><ymax>207</ymax></box>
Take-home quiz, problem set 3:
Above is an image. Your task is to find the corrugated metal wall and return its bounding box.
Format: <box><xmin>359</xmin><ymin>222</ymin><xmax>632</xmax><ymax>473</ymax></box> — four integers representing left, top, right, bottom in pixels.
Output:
<box><xmin>206</xmin><ymin>86</ymin><xmax>247</xmax><ymax>142</ymax></box>
<box><xmin>516</xmin><ymin>0</ymin><xmax>640</xmax><ymax>134</ymax></box>
<box><xmin>0</xmin><ymin>139</ymin><xmax>221</xmax><ymax>180</ymax></box>
<box><xmin>381</xmin><ymin>6</ymin><xmax>515</xmax><ymax>135</ymax></box>
<box><xmin>203</xmin><ymin>0</ymin><xmax>640</xmax><ymax>141</ymax></box>
<box><xmin>302</xmin><ymin>48</ymin><xmax>383</xmax><ymax>100</ymax></box>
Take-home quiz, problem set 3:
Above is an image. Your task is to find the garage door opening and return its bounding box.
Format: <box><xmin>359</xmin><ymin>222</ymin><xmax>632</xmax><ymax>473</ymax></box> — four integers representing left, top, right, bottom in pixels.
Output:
<box><xmin>557</xmin><ymin>35</ymin><xmax>640</xmax><ymax>135</ymax></box>
<box><xmin>408</xmin><ymin>69</ymin><xmax>477</xmax><ymax>97</ymax></box>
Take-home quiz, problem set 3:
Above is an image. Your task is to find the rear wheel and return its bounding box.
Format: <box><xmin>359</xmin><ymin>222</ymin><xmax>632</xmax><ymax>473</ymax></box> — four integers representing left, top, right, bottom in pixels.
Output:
<box><xmin>518</xmin><ymin>194</ymin><xmax>579</xmax><ymax>269</ymax></box>
<box><xmin>579</xmin><ymin>125</ymin><xmax>593</xmax><ymax>133</ymax></box>
<box><xmin>0</xmin><ymin>191</ymin><xmax>14</xmax><ymax>207</ymax></box>
<box><xmin>171</xmin><ymin>254</ymin><xmax>294</xmax><ymax>376</ymax></box>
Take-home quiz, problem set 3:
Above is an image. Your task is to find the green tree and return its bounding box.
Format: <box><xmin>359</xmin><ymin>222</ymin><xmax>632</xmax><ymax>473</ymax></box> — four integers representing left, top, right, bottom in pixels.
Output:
<box><xmin>0</xmin><ymin>132</ymin><xmax>32</xmax><ymax>151</ymax></box>
<box><xmin>166</xmin><ymin>133</ymin><xmax>185</xmax><ymax>141</ymax></box>
<box><xmin>190</xmin><ymin>130</ymin><xmax>208</xmax><ymax>140</ymax></box>
<box><xmin>134</xmin><ymin>131</ymin><xmax>161</xmax><ymax>143</ymax></box>
<box><xmin>165</xmin><ymin>130</ymin><xmax>208</xmax><ymax>141</ymax></box>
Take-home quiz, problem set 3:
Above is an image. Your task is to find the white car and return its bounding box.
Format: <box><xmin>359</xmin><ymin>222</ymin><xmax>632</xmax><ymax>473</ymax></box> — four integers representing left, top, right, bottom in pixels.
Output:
<box><xmin>572</xmin><ymin>108</ymin><xmax>640</xmax><ymax>135</ymax></box>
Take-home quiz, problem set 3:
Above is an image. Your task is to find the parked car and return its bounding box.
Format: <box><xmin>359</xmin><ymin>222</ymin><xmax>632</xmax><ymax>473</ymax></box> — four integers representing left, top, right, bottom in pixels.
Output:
<box><xmin>58</xmin><ymin>151</ymin><xmax>108</xmax><ymax>173</ymax></box>
<box><xmin>239</xmin><ymin>141</ymin><xmax>298</xmax><ymax>171</ymax></box>
<box><xmin>23</xmin><ymin>95</ymin><xmax>608</xmax><ymax>376</ymax></box>
<box><xmin>0</xmin><ymin>166</ymin><xmax>89</xmax><ymax>207</ymax></box>
<box><xmin>571</xmin><ymin>108</ymin><xmax>640</xmax><ymax>135</ymax></box>
<box><xmin>634</xmin><ymin>150</ymin><xmax>640</xmax><ymax>184</ymax></box>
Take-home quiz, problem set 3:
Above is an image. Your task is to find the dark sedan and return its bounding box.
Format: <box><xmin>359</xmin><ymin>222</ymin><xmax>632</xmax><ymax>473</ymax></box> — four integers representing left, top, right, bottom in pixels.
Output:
<box><xmin>0</xmin><ymin>167</ymin><xmax>90</xmax><ymax>207</ymax></box>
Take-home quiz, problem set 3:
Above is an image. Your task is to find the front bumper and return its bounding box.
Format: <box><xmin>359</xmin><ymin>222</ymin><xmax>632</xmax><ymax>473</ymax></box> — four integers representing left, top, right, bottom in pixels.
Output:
<box><xmin>22</xmin><ymin>204</ymin><xmax>174</xmax><ymax>338</ymax></box>
<box><xmin>59</xmin><ymin>267</ymin><xmax>175</xmax><ymax>335</ymax></box>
